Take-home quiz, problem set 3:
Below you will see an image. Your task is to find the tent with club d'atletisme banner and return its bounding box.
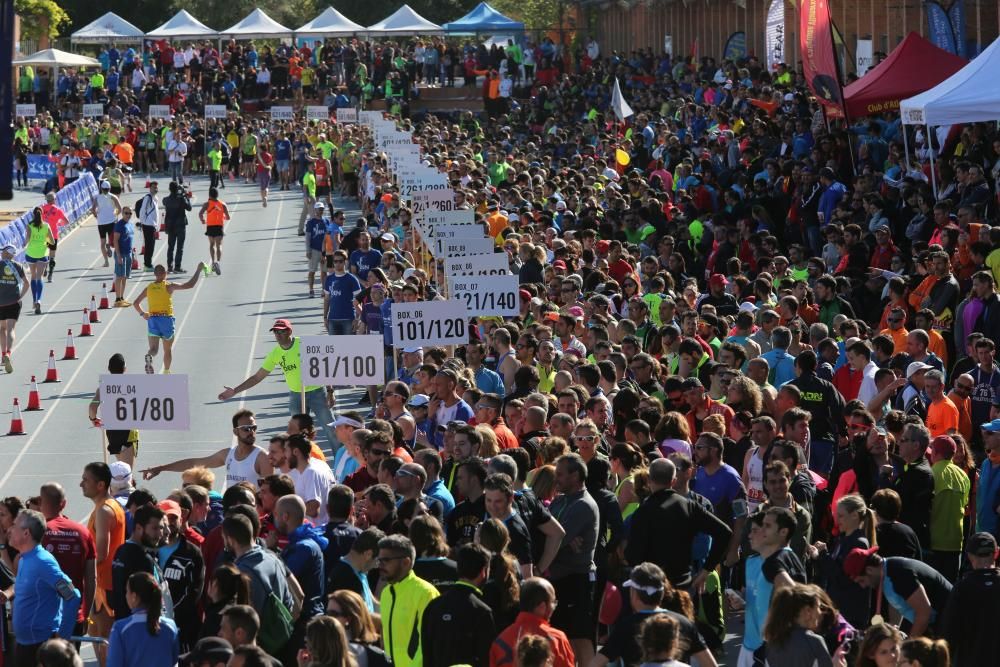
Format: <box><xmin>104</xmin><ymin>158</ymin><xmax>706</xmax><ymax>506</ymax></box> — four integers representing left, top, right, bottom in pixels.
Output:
<box><xmin>443</xmin><ymin>3</ymin><xmax>524</xmax><ymax>34</ymax></box>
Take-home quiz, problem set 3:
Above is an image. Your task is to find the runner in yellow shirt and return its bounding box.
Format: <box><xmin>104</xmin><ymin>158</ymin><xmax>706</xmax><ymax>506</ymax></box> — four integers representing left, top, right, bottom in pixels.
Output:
<box><xmin>132</xmin><ymin>262</ymin><xmax>205</xmax><ymax>374</ymax></box>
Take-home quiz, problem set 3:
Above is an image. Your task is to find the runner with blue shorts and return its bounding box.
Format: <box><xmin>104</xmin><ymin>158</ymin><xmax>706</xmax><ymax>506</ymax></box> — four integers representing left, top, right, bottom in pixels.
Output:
<box><xmin>132</xmin><ymin>262</ymin><xmax>205</xmax><ymax>374</ymax></box>
<box><xmin>24</xmin><ymin>206</ymin><xmax>54</xmax><ymax>315</ymax></box>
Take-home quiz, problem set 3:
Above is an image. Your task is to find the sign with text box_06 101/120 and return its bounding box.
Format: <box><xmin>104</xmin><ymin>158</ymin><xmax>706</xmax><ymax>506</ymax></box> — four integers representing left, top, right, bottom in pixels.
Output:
<box><xmin>391</xmin><ymin>300</ymin><xmax>470</xmax><ymax>348</ymax></box>
<box><xmin>98</xmin><ymin>374</ymin><xmax>191</xmax><ymax>430</ymax></box>
<box><xmin>298</xmin><ymin>334</ymin><xmax>385</xmax><ymax>385</ymax></box>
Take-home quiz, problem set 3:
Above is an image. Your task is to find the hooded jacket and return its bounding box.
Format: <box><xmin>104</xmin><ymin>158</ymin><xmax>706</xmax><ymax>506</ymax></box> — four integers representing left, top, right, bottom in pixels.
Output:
<box><xmin>281</xmin><ymin>523</ymin><xmax>329</xmax><ymax>621</ymax></box>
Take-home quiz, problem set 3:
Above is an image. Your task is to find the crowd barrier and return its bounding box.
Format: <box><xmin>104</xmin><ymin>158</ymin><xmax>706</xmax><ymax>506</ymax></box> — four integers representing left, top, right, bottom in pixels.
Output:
<box><xmin>0</xmin><ymin>172</ymin><xmax>98</xmax><ymax>261</ymax></box>
<box><xmin>11</xmin><ymin>153</ymin><xmax>59</xmax><ymax>182</ymax></box>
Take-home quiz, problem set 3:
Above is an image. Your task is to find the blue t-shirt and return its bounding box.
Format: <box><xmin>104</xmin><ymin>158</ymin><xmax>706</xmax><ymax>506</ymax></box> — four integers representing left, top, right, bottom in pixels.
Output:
<box><xmin>381</xmin><ymin>300</ymin><xmax>394</xmax><ymax>346</ymax></box>
<box><xmin>743</xmin><ymin>555</ymin><xmax>769</xmax><ymax>651</ymax></box>
<box><xmin>324</xmin><ymin>272</ymin><xmax>362</xmax><ymax>321</ymax></box>
<box><xmin>349</xmin><ymin>248</ymin><xmax>382</xmax><ymax>281</ymax></box>
<box><xmin>305</xmin><ymin>217</ymin><xmax>328</xmax><ymax>252</ymax></box>
<box><xmin>693</xmin><ymin>463</ymin><xmax>747</xmax><ymax>524</ymax></box>
<box><xmin>274</xmin><ymin>139</ymin><xmax>292</xmax><ymax>161</ymax></box>
<box><xmin>114</xmin><ymin>218</ymin><xmax>134</xmax><ymax>254</ymax></box>
<box><xmin>13</xmin><ymin>545</ymin><xmax>80</xmax><ymax>644</ymax></box>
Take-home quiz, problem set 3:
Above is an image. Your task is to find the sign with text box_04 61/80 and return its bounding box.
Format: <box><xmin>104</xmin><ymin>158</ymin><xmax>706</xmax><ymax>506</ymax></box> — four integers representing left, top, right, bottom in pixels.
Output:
<box><xmin>451</xmin><ymin>274</ymin><xmax>519</xmax><ymax>317</ymax></box>
<box><xmin>98</xmin><ymin>374</ymin><xmax>190</xmax><ymax>430</ymax></box>
<box><xmin>392</xmin><ymin>300</ymin><xmax>469</xmax><ymax>348</ymax></box>
<box><xmin>299</xmin><ymin>335</ymin><xmax>385</xmax><ymax>385</ymax></box>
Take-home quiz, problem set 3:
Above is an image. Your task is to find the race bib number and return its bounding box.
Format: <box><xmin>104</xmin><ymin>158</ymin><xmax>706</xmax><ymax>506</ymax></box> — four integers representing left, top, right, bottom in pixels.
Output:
<box><xmin>99</xmin><ymin>374</ymin><xmax>190</xmax><ymax>430</ymax></box>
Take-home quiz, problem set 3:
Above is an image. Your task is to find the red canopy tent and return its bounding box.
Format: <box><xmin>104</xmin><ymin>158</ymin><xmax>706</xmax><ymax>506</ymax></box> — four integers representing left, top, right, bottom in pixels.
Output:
<box><xmin>842</xmin><ymin>32</ymin><xmax>966</xmax><ymax>119</ymax></box>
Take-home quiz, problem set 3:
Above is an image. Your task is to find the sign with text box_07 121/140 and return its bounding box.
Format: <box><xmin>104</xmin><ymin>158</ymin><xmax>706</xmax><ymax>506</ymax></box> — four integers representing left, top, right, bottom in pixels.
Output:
<box><xmin>298</xmin><ymin>334</ymin><xmax>386</xmax><ymax>386</ymax></box>
<box><xmin>451</xmin><ymin>274</ymin><xmax>520</xmax><ymax>317</ymax></box>
<box><xmin>391</xmin><ymin>300</ymin><xmax>470</xmax><ymax>348</ymax></box>
<box><xmin>98</xmin><ymin>374</ymin><xmax>191</xmax><ymax>430</ymax></box>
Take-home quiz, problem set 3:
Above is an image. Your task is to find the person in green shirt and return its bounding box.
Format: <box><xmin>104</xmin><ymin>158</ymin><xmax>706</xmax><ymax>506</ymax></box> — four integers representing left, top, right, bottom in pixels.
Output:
<box><xmin>316</xmin><ymin>135</ymin><xmax>336</xmax><ymax>161</ymax></box>
<box><xmin>300</xmin><ymin>164</ymin><xmax>317</xmax><ymax>235</ymax></box>
<box><xmin>207</xmin><ymin>141</ymin><xmax>224</xmax><ymax>189</ymax></box>
<box><xmin>17</xmin><ymin>70</ymin><xmax>32</xmax><ymax>101</ymax></box>
<box><xmin>218</xmin><ymin>318</ymin><xmax>337</xmax><ymax>451</ymax></box>
<box><xmin>929</xmin><ymin>435</ymin><xmax>971</xmax><ymax>582</ymax></box>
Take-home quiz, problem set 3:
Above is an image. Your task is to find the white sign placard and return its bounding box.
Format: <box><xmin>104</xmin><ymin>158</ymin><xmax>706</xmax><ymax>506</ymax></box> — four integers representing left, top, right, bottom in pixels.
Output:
<box><xmin>306</xmin><ymin>105</ymin><xmax>330</xmax><ymax>121</ymax></box>
<box><xmin>270</xmin><ymin>106</ymin><xmax>294</xmax><ymax>121</ymax></box>
<box><xmin>204</xmin><ymin>105</ymin><xmax>228</xmax><ymax>119</ymax></box>
<box><xmin>336</xmin><ymin>108</ymin><xmax>358</xmax><ymax>123</ymax></box>
<box><xmin>99</xmin><ymin>374</ymin><xmax>190</xmax><ymax>430</ymax></box>
<box><xmin>82</xmin><ymin>103</ymin><xmax>104</xmax><ymax>118</ymax></box>
<box><xmin>412</xmin><ymin>189</ymin><xmax>456</xmax><ymax>215</ymax></box>
<box><xmin>15</xmin><ymin>104</ymin><xmax>36</xmax><ymax>118</ymax></box>
<box><xmin>424</xmin><ymin>224</ymin><xmax>483</xmax><ymax>240</ymax></box>
<box><xmin>148</xmin><ymin>105</ymin><xmax>172</xmax><ymax>119</ymax></box>
<box><xmin>299</xmin><ymin>335</ymin><xmax>385</xmax><ymax>385</ymax></box>
<box><xmin>391</xmin><ymin>300</ymin><xmax>469</xmax><ymax>348</ymax></box>
<box><xmin>450</xmin><ymin>275</ymin><xmax>520</xmax><ymax>317</ymax></box>
<box><xmin>423</xmin><ymin>209</ymin><xmax>476</xmax><ymax>226</ymax></box>
<box><xmin>441</xmin><ymin>237</ymin><xmax>496</xmax><ymax>257</ymax></box>
<box><xmin>856</xmin><ymin>39</ymin><xmax>874</xmax><ymax>76</ymax></box>
<box><xmin>445</xmin><ymin>253</ymin><xmax>511</xmax><ymax>277</ymax></box>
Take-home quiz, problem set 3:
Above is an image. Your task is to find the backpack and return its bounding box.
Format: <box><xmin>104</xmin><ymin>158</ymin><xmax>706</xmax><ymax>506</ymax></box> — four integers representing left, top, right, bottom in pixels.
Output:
<box><xmin>135</xmin><ymin>193</ymin><xmax>149</xmax><ymax>218</ymax></box>
<box><xmin>246</xmin><ymin>566</ymin><xmax>294</xmax><ymax>654</ymax></box>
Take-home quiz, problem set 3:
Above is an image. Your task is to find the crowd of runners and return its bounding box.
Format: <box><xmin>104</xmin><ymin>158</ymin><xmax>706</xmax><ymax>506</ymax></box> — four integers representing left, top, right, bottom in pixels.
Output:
<box><xmin>5</xmin><ymin>28</ymin><xmax>1000</xmax><ymax>667</ymax></box>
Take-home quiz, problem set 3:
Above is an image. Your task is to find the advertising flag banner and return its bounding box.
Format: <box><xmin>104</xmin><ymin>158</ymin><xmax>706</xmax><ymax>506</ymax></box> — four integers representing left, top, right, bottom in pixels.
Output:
<box><xmin>799</xmin><ymin>0</ymin><xmax>844</xmax><ymax>111</ymax></box>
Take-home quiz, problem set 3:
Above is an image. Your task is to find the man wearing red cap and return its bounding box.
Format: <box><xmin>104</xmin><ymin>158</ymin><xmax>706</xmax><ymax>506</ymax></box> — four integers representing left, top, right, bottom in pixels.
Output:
<box><xmin>699</xmin><ymin>274</ymin><xmax>739</xmax><ymax>317</ymax></box>
<box><xmin>844</xmin><ymin>545</ymin><xmax>952</xmax><ymax>637</ymax></box>
<box><xmin>218</xmin><ymin>319</ymin><xmax>336</xmax><ymax>451</ymax></box>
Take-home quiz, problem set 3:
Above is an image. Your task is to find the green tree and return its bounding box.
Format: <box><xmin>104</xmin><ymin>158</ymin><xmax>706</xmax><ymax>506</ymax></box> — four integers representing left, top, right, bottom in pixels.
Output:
<box><xmin>490</xmin><ymin>0</ymin><xmax>559</xmax><ymax>29</ymax></box>
<box><xmin>16</xmin><ymin>0</ymin><xmax>71</xmax><ymax>39</ymax></box>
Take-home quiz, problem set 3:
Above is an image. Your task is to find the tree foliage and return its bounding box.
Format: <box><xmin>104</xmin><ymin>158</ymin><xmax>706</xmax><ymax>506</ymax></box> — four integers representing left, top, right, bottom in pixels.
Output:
<box><xmin>16</xmin><ymin>0</ymin><xmax>71</xmax><ymax>39</ymax></box>
<box><xmin>490</xmin><ymin>0</ymin><xmax>561</xmax><ymax>30</ymax></box>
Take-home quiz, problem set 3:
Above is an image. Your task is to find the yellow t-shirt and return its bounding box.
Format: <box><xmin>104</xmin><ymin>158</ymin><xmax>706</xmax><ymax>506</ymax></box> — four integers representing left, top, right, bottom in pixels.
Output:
<box><xmin>262</xmin><ymin>337</ymin><xmax>320</xmax><ymax>393</ymax></box>
<box><xmin>147</xmin><ymin>281</ymin><xmax>173</xmax><ymax>316</ymax></box>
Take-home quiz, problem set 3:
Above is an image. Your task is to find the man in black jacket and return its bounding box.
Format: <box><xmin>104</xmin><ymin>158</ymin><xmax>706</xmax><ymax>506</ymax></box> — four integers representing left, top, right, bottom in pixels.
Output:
<box><xmin>893</xmin><ymin>422</ymin><xmax>935</xmax><ymax>549</ymax></box>
<box><xmin>973</xmin><ymin>271</ymin><xmax>1000</xmax><ymax>346</ymax></box>
<box><xmin>942</xmin><ymin>532</ymin><xmax>1000</xmax><ymax>666</ymax></box>
<box><xmin>787</xmin><ymin>350</ymin><xmax>846</xmax><ymax>477</ymax></box>
<box><xmin>158</xmin><ymin>498</ymin><xmax>204</xmax><ymax>652</ymax></box>
<box><xmin>110</xmin><ymin>504</ymin><xmax>164</xmax><ymax>620</ymax></box>
<box><xmin>421</xmin><ymin>544</ymin><xmax>495</xmax><ymax>667</ymax></box>
<box><xmin>624</xmin><ymin>458</ymin><xmax>732</xmax><ymax>589</ymax></box>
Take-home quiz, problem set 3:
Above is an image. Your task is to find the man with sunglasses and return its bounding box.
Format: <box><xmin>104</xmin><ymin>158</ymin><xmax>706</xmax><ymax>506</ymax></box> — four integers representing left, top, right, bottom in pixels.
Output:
<box><xmin>344</xmin><ymin>431</ymin><xmax>392</xmax><ymax>493</ymax></box>
<box><xmin>142</xmin><ymin>409</ymin><xmax>272</xmax><ymax>490</ymax></box>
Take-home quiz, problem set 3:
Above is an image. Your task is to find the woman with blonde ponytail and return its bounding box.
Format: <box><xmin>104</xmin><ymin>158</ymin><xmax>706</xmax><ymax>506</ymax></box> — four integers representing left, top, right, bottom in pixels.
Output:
<box><xmin>808</xmin><ymin>494</ymin><xmax>875</xmax><ymax>629</ymax></box>
<box><xmin>107</xmin><ymin>572</ymin><xmax>179</xmax><ymax>667</ymax></box>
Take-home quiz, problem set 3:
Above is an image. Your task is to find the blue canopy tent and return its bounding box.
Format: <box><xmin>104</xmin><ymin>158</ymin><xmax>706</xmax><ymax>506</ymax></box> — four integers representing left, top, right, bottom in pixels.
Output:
<box><xmin>443</xmin><ymin>2</ymin><xmax>524</xmax><ymax>33</ymax></box>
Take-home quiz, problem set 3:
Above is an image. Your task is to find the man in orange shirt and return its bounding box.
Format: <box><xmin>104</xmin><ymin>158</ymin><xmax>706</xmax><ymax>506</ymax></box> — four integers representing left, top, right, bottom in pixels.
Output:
<box><xmin>474</xmin><ymin>393</ymin><xmax>519</xmax><ymax>450</ymax></box>
<box><xmin>490</xmin><ymin>578</ymin><xmax>575</xmax><ymax>667</ymax></box>
<box><xmin>915</xmin><ymin>309</ymin><xmax>949</xmax><ymax>367</ymax></box>
<box><xmin>880</xmin><ymin>307</ymin><xmax>909</xmax><ymax>354</ymax></box>
<box><xmin>111</xmin><ymin>136</ymin><xmax>134</xmax><ymax>192</ymax></box>
<box><xmin>947</xmin><ymin>373</ymin><xmax>975</xmax><ymax>442</ymax></box>
<box><xmin>925</xmin><ymin>370</ymin><xmax>960</xmax><ymax>438</ymax></box>
<box><xmin>877</xmin><ymin>277</ymin><xmax>909</xmax><ymax>331</ymax></box>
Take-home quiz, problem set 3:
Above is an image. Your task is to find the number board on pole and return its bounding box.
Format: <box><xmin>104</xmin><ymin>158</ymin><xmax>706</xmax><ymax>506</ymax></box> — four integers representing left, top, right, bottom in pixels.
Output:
<box><xmin>336</xmin><ymin>108</ymin><xmax>358</xmax><ymax>123</ymax></box>
<box><xmin>148</xmin><ymin>105</ymin><xmax>172</xmax><ymax>119</ymax></box>
<box><xmin>270</xmin><ymin>106</ymin><xmax>294</xmax><ymax>121</ymax></box>
<box><xmin>440</xmin><ymin>237</ymin><xmax>495</xmax><ymax>258</ymax></box>
<box><xmin>299</xmin><ymin>335</ymin><xmax>385</xmax><ymax>385</ymax></box>
<box><xmin>450</xmin><ymin>275</ymin><xmax>520</xmax><ymax>317</ymax></box>
<box><xmin>82</xmin><ymin>103</ymin><xmax>105</xmax><ymax>118</ymax></box>
<box><xmin>423</xmin><ymin>209</ymin><xmax>475</xmax><ymax>226</ymax></box>
<box><xmin>306</xmin><ymin>106</ymin><xmax>330</xmax><ymax>121</ymax></box>
<box><xmin>98</xmin><ymin>374</ymin><xmax>190</xmax><ymax>430</ymax></box>
<box><xmin>15</xmin><ymin>104</ymin><xmax>36</xmax><ymax>117</ymax></box>
<box><xmin>391</xmin><ymin>300</ymin><xmax>469</xmax><ymax>348</ymax></box>
<box><xmin>445</xmin><ymin>253</ymin><xmax>511</xmax><ymax>277</ymax></box>
<box><xmin>412</xmin><ymin>189</ymin><xmax>455</xmax><ymax>216</ymax></box>
<box><xmin>204</xmin><ymin>105</ymin><xmax>228</xmax><ymax>119</ymax></box>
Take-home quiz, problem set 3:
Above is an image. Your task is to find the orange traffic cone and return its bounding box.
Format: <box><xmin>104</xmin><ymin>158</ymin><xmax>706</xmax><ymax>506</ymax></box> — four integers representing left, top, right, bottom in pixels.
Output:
<box><xmin>89</xmin><ymin>296</ymin><xmax>99</xmax><ymax>323</ymax></box>
<box><xmin>62</xmin><ymin>329</ymin><xmax>76</xmax><ymax>360</ymax></box>
<box><xmin>131</xmin><ymin>250</ymin><xmax>139</xmax><ymax>270</ymax></box>
<box><xmin>79</xmin><ymin>309</ymin><xmax>92</xmax><ymax>337</ymax></box>
<box><xmin>99</xmin><ymin>284</ymin><xmax>110</xmax><ymax>309</ymax></box>
<box><xmin>7</xmin><ymin>398</ymin><xmax>25</xmax><ymax>435</ymax></box>
<box><xmin>43</xmin><ymin>350</ymin><xmax>60</xmax><ymax>383</ymax></box>
<box><xmin>26</xmin><ymin>376</ymin><xmax>41</xmax><ymax>411</ymax></box>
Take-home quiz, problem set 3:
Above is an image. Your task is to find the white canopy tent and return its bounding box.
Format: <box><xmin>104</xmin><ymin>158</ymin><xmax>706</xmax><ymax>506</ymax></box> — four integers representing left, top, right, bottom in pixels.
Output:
<box><xmin>147</xmin><ymin>10</ymin><xmax>218</xmax><ymax>40</ymax></box>
<box><xmin>297</xmin><ymin>7</ymin><xmax>365</xmax><ymax>37</ymax></box>
<box><xmin>899</xmin><ymin>36</ymin><xmax>1000</xmax><ymax>198</ymax></box>
<box><xmin>13</xmin><ymin>48</ymin><xmax>101</xmax><ymax>67</ymax></box>
<box><xmin>367</xmin><ymin>5</ymin><xmax>444</xmax><ymax>37</ymax></box>
<box><xmin>222</xmin><ymin>8</ymin><xmax>292</xmax><ymax>39</ymax></box>
<box><xmin>899</xmin><ymin>35</ymin><xmax>1000</xmax><ymax>127</ymax></box>
<box><xmin>70</xmin><ymin>12</ymin><xmax>144</xmax><ymax>44</ymax></box>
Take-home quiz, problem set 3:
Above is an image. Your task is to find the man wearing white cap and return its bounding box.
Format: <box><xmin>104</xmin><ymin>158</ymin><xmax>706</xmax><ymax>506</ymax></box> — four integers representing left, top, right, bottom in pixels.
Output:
<box><xmin>0</xmin><ymin>244</ymin><xmax>29</xmax><ymax>374</ymax></box>
<box><xmin>896</xmin><ymin>361</ymin><xmax>931</xmax><ymax>419</ymax></box>
<box><xmin>91</xmin><ymin>179</ymin><xmax>122</xmax><ymax>267</ymax></box>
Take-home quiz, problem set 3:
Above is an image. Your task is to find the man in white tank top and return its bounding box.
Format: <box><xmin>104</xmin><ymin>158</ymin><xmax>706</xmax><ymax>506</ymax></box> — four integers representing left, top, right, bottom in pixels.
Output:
<box><xmin>141</xmin><ymin>409</ymin><xmax>272</xmax><ymax>489</ymax></box>
<box><xmin>91</xmin><ymin>181</ymin><xmax>122</xmax><ymax>266</ymax></box>
<box><xmin>745</xmin><ymin>416</ymin><xmax>777</xmax><ymax>513</ymax></box>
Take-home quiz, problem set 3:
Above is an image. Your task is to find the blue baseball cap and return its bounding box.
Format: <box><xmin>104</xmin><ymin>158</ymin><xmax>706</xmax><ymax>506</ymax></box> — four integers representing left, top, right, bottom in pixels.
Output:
<box><xmin>981</xmin><ymin>418</ymin><xmax>1000</xmax><ymax>433</ymax></box>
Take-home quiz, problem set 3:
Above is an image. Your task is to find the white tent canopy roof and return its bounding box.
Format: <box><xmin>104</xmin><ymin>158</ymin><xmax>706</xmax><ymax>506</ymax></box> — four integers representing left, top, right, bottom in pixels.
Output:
<box><xmin>13</xmin><ymin>48</ymin><xmax>101</xmax><ymax>67</ymax></box>
<box><xmin>221</xmin><ymin>8</ymin><xmax>292</xmax><ymax>39</ymax></box>
<box><xmin>900</xmin><ymin>35</ymin><xmax>1000</xmax><ymax>126</ymax></box>
<box><xmin>367</xmin><ymin>5</ymin><xmax>443</xmax><ymax>36</ymax></box>
<box><xmin>70</xmin><ymin>11</ymin><xmax>144</xmax><ymax>43</ymax></box>
<box><xmin>297</xmin><ymin>7</ymin><xmax>364</xmax><ymax>36</ymax></box>
<box><xmin>147</xmin><ymin>10</ymin><xmax>217</xmax><ymax>39</ymax></box>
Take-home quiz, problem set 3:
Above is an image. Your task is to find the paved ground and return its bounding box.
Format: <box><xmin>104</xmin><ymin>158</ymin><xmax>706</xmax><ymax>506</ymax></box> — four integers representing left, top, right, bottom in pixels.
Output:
<box><xmin>0</xmin><ymin>175</ymin><xmax>360</xmax><ymax>516</ymax></box>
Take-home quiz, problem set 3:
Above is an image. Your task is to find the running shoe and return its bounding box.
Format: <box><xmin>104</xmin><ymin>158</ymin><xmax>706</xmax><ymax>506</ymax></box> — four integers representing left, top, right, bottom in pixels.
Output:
<box><xmin>215</xmin><ymin>262</ymin><xmax>222</xmax><ymax>276</ymax></box>
<box><xmin>118</xmin><ymin>299</ymin><xmax>131</xmax><ymax>307</ymax></box>
<box><xmin>2</xmin><ymin>356</ymin><xmax>12</xmax><ymax>374</ymax></box>
<box><xmin>33</xmin><ymin>303</ymin><xmax>41</xmax><ymax>315</ymax></box>
<box><xmin>144</xmin><ymin>353</ymin><xmax>154</xmax><ymax>374</ymax></box>
<box><xmin>163</xmin><ymin>369</ymin><xmax>171</xmax><ymax>374</ymax></box>
<box><xmin>309</xmin><ymin>289</ymin><xmax>315</xmax><ymax>298</ymax></box>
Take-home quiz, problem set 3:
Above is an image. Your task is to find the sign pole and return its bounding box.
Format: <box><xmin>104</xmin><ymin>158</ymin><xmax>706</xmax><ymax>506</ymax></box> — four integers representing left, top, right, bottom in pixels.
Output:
<box><xmin>300</xmin><ymin>386</ymin><xmax>307</xmax><ymax>415</ymax></box>
<box><xmin>100</xmin><ymin>427</ymin><xmax>107</xmax><ymax>464</ymax></box>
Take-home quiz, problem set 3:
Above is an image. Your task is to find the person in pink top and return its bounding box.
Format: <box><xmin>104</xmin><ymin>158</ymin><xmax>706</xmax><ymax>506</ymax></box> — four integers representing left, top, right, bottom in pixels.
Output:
<box><xmin>40</xmin><ymin>192</ymin><xmax>68</xmax><ymax>283</ymax></box>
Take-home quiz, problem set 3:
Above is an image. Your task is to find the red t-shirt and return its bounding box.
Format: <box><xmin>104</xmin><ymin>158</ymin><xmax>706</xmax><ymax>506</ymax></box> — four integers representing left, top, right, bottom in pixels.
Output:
<box><xmin>42</xmin><ymin>515</ymin><xmax>96</xmax><ymax>622</ymax></box>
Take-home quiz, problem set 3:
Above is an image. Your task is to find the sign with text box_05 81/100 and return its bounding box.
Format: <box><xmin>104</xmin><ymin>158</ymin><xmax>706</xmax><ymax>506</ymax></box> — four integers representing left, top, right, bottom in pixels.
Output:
<box><xmin>299</xmin><ymin>335</ymin><xmax>385</xmax><ymax>385</ymax></box>
<box><xmin>98</xmin><ymin>374</ymin><xmax>190</xmax><ymax>430</ymax></box>
<box><xmin>391</xmin><ymin>300</ymin><xmax>470</xmax><ymax>348</ymax></box>
<box><xmin>451</xmin><ymin>274</ymin><xmax>520</xmax><ymax>317</ymax></box>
